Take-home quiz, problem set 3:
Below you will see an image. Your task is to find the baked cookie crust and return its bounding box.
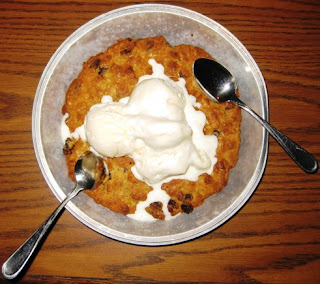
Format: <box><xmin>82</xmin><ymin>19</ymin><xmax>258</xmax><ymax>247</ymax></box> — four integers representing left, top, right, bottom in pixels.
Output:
<box><xmin>62</xmin><ymin>36</ymin><xmax>241</xmax><ymax>219</ymax></box>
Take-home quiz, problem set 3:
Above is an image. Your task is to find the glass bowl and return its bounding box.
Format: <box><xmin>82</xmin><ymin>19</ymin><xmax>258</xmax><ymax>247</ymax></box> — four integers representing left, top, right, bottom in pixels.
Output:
<box><xmin>32</xmin><ymin>4</ymin><xmax>268</xmax><ymax>246</ymax></box>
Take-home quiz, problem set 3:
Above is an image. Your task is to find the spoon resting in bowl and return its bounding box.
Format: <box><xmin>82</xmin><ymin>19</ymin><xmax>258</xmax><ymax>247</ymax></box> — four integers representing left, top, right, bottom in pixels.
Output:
<box><xmin>193</xmin><ymin>58</ymin><xmax>318</xmax><ymax>174</ymax></box>
<box><xmin>2</xmin><ymin>151</ymin><xmax>105</xmax><ymax>280</ymax></box>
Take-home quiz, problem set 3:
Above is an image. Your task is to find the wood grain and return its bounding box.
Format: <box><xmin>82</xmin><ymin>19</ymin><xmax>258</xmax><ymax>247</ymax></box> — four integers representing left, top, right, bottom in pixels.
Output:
<box><xmin>0</xmin><ymin>0</ymin><xmax>319</xmax><ymax>283</ymax></box>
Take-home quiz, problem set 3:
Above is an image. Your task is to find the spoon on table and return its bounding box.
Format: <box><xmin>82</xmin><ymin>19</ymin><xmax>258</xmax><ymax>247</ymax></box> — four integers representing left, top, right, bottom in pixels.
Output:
<box><xmin>193</xmin><ymin>58</ymin><xmax>318</xmax><ymax>174</ymax></box>
<box><xmin>2</xmin><ymin>151</ymin><xmax>105</xmax><ymax>280</ymax></box>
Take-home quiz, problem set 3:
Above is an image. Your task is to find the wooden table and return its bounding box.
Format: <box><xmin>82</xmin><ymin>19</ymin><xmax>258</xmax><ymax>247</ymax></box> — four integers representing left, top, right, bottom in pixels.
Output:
<box><xmin>1</xmin><ymin>1</ymin><xmax>319</xmax><ymax>283</ymax></box>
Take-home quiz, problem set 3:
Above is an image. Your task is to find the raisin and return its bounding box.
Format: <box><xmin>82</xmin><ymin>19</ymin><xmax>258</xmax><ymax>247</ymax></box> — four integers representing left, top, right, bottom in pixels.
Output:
<box><xmin>98</xmin><ymin>66</ymin><xmax>108</xmax><ymax>75</ymax></box>
<box><xmin>63</xmin><ymin>148</ymin><xmax>71</xmax><ymax>155</ymax></box>
<box><xmin>213</xmin><ymin>130</ymin><xmax>221</xmax><ymax>137</ymax></box>
<box><xmin>90</xmin><ymin>59</ymin><xmax>100</xmax><ymax>69</ymax></box>
<box><xmin>181</xmin><ymin>204</ymin><xmax>194</xmax><ymax>214</ymax></box>
<box><xmin>146</xmin><ymin>40</ymin><xmax>154</xmax><ymax>50</ymax></box>
<box><xmin>167</xmin><ymin>199</ymin><xmax>178</xmax><ymax>213</ymax></box>
<box><xmin>122</xmin><ymin>204</ymin><xmax>130</xmax><ymax>214</ymax></box>
<box><xmin>217</xmin><ymin>160</ymin><xmax>226</xmax><ymax>170</ymax></box>
<box><xmin>151</xmin><ymin>202</ymin><xmax>162</xmax><ymax>210</ymax></box>
<box><xmin>204</xmin><ymin>174</ymin><xmax>213</xmax><ymax>184</ymax></box>
<box><xmin>184</xmin><ymin>194</ymin><xmax>193</xmax><ymax>201</ymax></box>
<box><xmin>120</xmin><ymin>48</ymin><xmax>131</xmax><ymax>55</ymax></box>
<box><xmin>146</xmin><ymin>202</ymin><xmax>165</xmax><ymax>220</ymax></box>
<box><xmin>179</xmin><ymin>71</ymin><xmax>186</xmax><ymax>78</ymax></box>
<box><xmin>63</xmin><ymin>138</ymin><xmax>74</xmax><ymax>155</ymax></box>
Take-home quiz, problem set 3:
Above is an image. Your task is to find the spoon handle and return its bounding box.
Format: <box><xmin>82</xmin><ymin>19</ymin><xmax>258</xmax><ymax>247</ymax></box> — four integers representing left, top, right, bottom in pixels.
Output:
<box><xmin>2</xmin><ymin>185</ymin><xmax>83</xmax><ymax>280</ymax></box>
<box><xmin>234</xmin><ymin>97</ymin><xmax>318</xmax><ymax>174</ymax></box>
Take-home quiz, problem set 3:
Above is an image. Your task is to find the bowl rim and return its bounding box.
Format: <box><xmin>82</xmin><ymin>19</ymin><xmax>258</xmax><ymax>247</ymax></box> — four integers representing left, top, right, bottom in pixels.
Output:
<box><xmin>32</xmin><ymin>3</ymin><xmax>269</xmax><ymax>246</ymax></box>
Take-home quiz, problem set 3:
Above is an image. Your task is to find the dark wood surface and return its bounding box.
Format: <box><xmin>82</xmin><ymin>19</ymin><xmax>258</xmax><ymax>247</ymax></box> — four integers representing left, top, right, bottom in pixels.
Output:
<box><xmin>1</xmin><ymin>0</ymin><xmax>319</xmax><ymax>283</ymax></box>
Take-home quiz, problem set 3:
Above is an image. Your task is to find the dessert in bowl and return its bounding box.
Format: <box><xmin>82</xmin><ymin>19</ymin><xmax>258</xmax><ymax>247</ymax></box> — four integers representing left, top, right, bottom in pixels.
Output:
<box><xmin>61</xmin><ymin>35</ymin><xmax>241</xmax><ymax>222</ymax></box>
<box><xmin>32</xmin><ymin>4</ymin><xmax>268</xmax><ymax>245</ymax></box>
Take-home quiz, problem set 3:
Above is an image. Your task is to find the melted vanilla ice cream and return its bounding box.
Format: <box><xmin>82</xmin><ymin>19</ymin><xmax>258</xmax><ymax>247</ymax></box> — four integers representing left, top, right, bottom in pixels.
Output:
<box><xmin>62</xmin><ymin>59</ymin><xmax>218</xmax><ymax>221</ymax></box>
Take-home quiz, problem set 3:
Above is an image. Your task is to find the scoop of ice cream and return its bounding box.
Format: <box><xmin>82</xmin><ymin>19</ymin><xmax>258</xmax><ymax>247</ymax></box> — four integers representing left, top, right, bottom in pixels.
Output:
<box><xmin>85</xmin><ymin>77</ymin><xmax>211</xmax><ymax>184</ymax></box>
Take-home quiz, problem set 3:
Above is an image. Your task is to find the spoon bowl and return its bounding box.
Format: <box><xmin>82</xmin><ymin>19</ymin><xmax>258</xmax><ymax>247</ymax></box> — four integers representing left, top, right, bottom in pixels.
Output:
<box><xmin>2</xmin><ymin>151</ymin><xmax>105</xmax><ymax>280</ymax></box>
<box><xmin>194</xmin><ymin>58</ymin><xmax>237</xmax><ymax>103</ymax></box>
<box><xmin>193</xmin><ymin>58</ymin><xmax>318</xmax><ymax>174</ymax></box>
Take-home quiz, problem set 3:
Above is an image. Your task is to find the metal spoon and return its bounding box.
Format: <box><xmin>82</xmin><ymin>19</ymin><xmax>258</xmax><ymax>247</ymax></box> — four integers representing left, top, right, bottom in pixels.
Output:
<box><xmin>2</xmin><ymin>151</ymin><xmax>105</xmax><ymax>280</ymax></box>
<box><xmin>193</xmin><ymin>58</ymin><xmax>318</xmax><ymax>174</ymax></box>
